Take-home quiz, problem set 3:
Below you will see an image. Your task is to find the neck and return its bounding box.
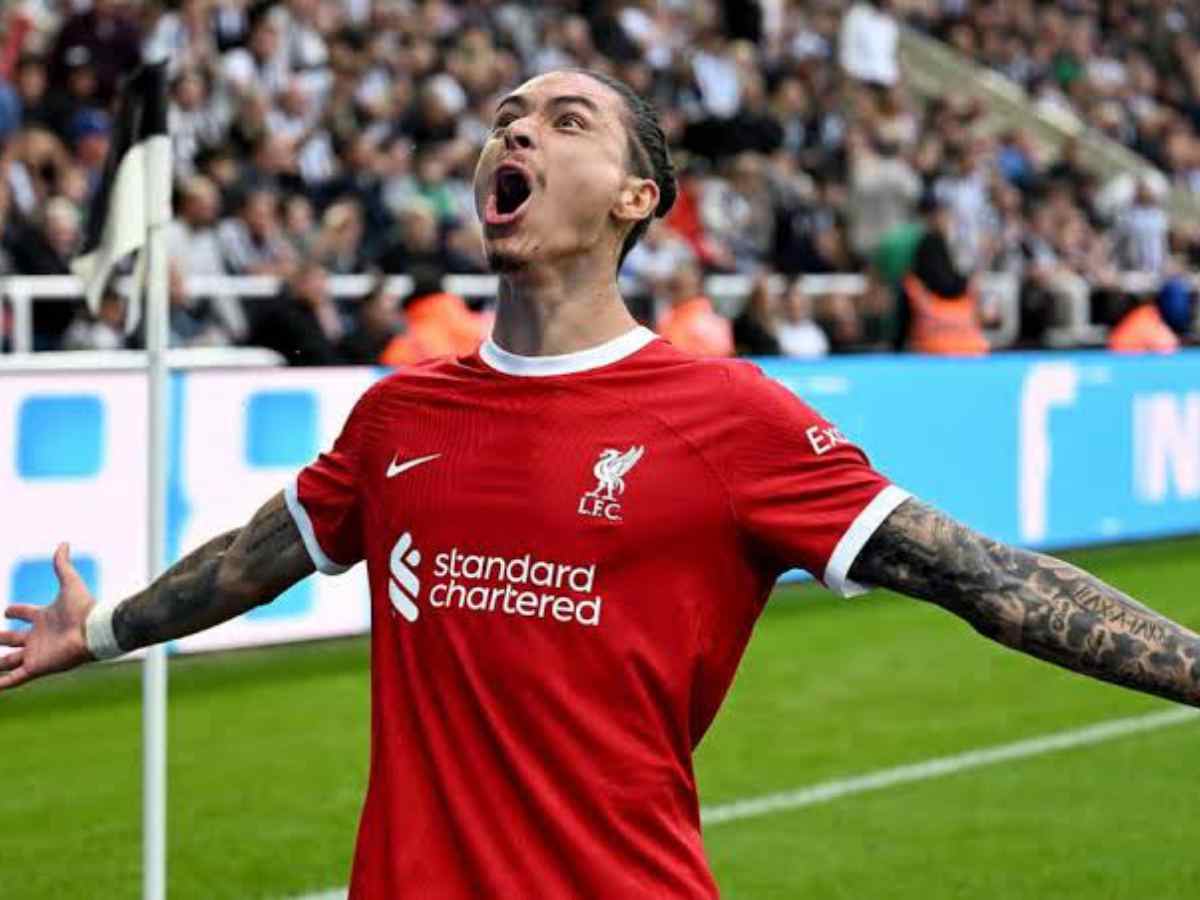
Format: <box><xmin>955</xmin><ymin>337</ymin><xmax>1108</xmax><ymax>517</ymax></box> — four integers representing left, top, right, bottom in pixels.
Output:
<box><xmin>491</xmin><ymin>260</ymin><xmax>638</xmax><ymax>356</ymax></box>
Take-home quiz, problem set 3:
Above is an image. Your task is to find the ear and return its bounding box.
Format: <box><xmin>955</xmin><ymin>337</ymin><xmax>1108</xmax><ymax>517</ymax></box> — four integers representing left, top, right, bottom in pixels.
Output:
<box><xmin>612</xmin><ymin>175</ymin><xmax>660</xmax><ymax>227</ymax></box>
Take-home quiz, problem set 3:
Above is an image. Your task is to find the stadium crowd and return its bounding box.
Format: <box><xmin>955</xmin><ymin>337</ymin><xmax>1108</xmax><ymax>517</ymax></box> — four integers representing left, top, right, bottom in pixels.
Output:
<box><xmin>0</xmin><ymin>0</ymin><xmax>1196</xmax><ymax>361</ymax></box>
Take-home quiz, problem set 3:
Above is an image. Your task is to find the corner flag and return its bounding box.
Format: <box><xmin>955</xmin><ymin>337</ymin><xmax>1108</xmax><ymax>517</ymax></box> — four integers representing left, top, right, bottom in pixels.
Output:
<box><xmin>71</xmin><ymin>61</ymin><xmax>171</xmax><ymax>331</ymax></box>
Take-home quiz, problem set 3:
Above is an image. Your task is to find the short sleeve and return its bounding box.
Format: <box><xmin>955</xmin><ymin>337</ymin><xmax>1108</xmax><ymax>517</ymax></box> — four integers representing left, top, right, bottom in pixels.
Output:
<box><xmin>284</xmin><ymin>389</ymin><xmax>374</xmax><ymax>575</ymax></box>
<box><xmin>724</xmin><ymin>364</ymin><xmax>909</xmax><ymax>596</ymax></box>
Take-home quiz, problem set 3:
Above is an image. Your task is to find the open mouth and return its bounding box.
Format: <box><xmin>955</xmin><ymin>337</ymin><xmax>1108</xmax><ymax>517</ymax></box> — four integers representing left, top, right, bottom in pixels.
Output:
<box><xmin>486</xmin><ymin>164</ymin><xmax>533</xmax><ymax>227</ymax></box>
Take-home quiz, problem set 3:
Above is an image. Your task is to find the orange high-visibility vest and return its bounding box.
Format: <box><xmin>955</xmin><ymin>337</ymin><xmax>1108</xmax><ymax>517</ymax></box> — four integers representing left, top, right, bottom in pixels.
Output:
<box><xmin>380</xmin><ymin>292</ymin><xmax>486</xmax><ymax>366</ymax></box>
<box><xmin>657</xmin><ymin>296</ymin><xmax>734</xmax><ymax>357</ymax></box>
<box><xmin>1108</xmin><ymin>303</ymin><xmax>1179</xmax><ymax>354</ymax></box>
<box><xmin>903</xmin><ymin>275</ymin><xmax>989</xmax><ymax>356</ymax></box>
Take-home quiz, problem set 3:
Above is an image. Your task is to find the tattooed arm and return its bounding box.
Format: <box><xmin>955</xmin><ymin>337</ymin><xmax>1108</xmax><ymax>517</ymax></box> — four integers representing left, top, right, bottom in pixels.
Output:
<box><xmin>848</xmin><ymin>498</ymin><xmax>1200</xmax><ymax>707</ymax></box>
<box><xmin>0</xmin><ymin>492</ymin><xmax>315</xmax><ymax>690</ymax></box>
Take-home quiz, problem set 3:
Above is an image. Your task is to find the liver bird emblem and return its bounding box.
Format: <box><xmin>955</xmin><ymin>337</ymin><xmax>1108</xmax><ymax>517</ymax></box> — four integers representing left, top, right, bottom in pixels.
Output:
<box><xmin>590</xmin><ymin>446</ymin><xmax>645</xmax><ymax>501</ymax></box>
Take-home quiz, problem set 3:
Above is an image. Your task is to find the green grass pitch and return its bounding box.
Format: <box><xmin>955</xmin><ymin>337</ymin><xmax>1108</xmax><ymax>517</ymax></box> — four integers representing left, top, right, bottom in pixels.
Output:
<box><xmin>5</xmin><ymin>537</ymin><xmax>1200</xmax><ymax>899</ymax></box>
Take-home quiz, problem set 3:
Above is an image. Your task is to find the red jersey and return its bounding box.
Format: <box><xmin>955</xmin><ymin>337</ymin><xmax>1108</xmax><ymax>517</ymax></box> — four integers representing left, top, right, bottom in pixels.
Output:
<box><xmin>284</xmin><ymin>326</ymin><xmax>907</xmax><ymax>897</ymax></box>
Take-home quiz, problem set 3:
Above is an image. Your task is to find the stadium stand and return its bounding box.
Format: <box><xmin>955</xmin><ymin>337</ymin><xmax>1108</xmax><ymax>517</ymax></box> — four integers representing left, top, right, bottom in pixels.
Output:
<box><xmin>0</xmin><ymin>0</ymin><xmax>1197</xmax><ymax>359</ymax></box>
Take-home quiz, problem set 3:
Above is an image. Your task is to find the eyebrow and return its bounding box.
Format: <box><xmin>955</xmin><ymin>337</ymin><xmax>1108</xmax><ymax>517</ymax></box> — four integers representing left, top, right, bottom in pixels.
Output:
<box><xmin>494</xmin><ymin>93</ymin><xmax>603</xmax><ymax>117</ymax></box>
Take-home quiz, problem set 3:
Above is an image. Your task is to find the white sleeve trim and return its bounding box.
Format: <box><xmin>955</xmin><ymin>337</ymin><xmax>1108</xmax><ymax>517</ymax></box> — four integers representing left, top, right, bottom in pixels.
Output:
<box><xmin>284</xmin><ymin>479</ymin><xmax>351</xmax><ymax>575</ymax></box>
<box><xmin>823</xmin><ymin>485</ymin><xmax>911</xmax><ymax>598</ymax></box>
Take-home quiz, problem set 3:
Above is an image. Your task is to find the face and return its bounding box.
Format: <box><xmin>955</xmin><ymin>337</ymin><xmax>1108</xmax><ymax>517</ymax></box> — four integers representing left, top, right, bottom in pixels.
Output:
<box><xmin>473</xmin><ymin>71</ymin><xmax>656</xmax><ymax>273</ymax></box>
<box><xmin>245</xmin><ymin>193</ymin><xmax>276</xmax><ymax>233</ymax></box>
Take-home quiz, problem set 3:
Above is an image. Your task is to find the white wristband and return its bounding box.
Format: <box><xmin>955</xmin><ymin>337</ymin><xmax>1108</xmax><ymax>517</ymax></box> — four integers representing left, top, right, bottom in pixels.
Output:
<box><xmin>85</xmin><ymin>602</ymin><xmax>124</xmax><ymax>660</ymax></box>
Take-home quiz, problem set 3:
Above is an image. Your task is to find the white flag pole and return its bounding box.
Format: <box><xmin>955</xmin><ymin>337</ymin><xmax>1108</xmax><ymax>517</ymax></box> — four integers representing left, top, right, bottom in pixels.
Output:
<box><xmin>141</xmin><ymin>63</ymin><xmax>172</xmax><ymax>900</ymax></box>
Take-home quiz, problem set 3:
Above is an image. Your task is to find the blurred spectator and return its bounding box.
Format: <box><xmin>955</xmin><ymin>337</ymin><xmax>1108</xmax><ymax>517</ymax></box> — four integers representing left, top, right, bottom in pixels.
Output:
<box><xmin>166</xmin><ymin>173</ymin><xmax>248</xmax><ymax>341</ymax></box>
<box><xmin>846</xmin><ymin>124</ymin><xmax>920</xmax><ymax>260</ymax></box>
<box><xmin>281</xmin><ymin>193</ymin><xmax>317</xmax><ymax>257</ymax></box>
<box><xmin>620</xmin><ymin>219</ymin><xmax>696</xmax><ymax>304</ymax></box>
<box><xmin>732</xmin><ymin>274</ymin><xmax>781</xmax><ymax>355</ymax></box>
<box><xmin>7</xmin><ymin>195</ymin><xmax>80</xmax><ymax>348</ymax></box>
<box><xmin>777</xmin><ymin>281</ymin><xmax>831</xmax><ymax>359</ymax></box>
<box><xmin>217</xmin><ymin>187</ymin><xmax>297</xmax><ymax>276</ymax></box>
<box><xmin>142</xmin><ymin>0</ymin><xmax>222</xmax><ymax>75</ymax></box>
<box><xmin>168</xmin><ymin>68</ymin><xmax>229</xmax><ymax>180</ymax></box>
<box><xmin>313</xmin><ymin>198</ymin><xmax>366</xmax><ymax>274</ymax></box>
<box><xmin>664</xmin><ymin>160</ymin><xmax>734</xmax><ymax>271</ymax></box>
<box><xmin>839</xmin><ymin>0</ymin><xmax>899</xmax><ymax>87</ymax></box>
<box><xmin>168</xmin><ymin>175</ymin><xmax>225</xmax><ymax>277</ymax></box>
<box><xmin>166</xmin><ymin>262</ymin><xmax>232</xmax><ymax>348</ymax></box>
<box><xmin>903</xmin><ymin>194</ymin><xmax>989</xmax><ymax>356</ymax></box>
<box><xmin>249</xmin><ymin>260</ymin><xmax>344</xmax><ymax>366</ymax></box>
<box><xmin>375</xmin><ymin>200</ymin><xmax>452</xmax><ymax>274</ymax></box>
<box><xmin>67</xmin><ymin>108</ymin><xmax>110</xmax><ymax>196</ymax></box>
<box><xmin>221</xmin><ymin>11</ymin><xmax>289</xmax><ymax>98</ymax></box>
<box><xmin>379</xmin><ymin>265</ymin><xmax>485</xmax><ymax>366</ymax></box>
<box><xmin>1115</xmin><ymin>181</ymin><xmax>1169</xmax><ymax>276</ymax></box>
<box><xmin>12</xmin><ymin>54</ymin><xmax>52</xmax><ymax>132</ymax></box>
<box><xmin>1109</xmin><ymin>295</ymin><xmax>1180</xmax><ymax>354</ymax></box>
<box><xmin>932</xmin><ymin>141</ymin><xmax>994</xmax><ymax>276</ymax></box>
<box><xmin>656</xmin><ymin>260</ymin><xmax>733</xmax><ymax>357</ymax></box>
<box><xmin>700</xmin><ymin>153</ymin><xmax>775</xmax><ymax>271</ymax></box>
<box><xmin>62</xmin><ymin>284</ymin><xmax>126</xmax><ymax>351</ymax></box>
<box><xmin>341</xmin><ymin>276</ymin><xmax>401</xmax><ymax>364</ymax></box>
<box><xmin>48</xmin><ymin>0</ymin><xmax>141</xmax><ymax>107</ymax></box>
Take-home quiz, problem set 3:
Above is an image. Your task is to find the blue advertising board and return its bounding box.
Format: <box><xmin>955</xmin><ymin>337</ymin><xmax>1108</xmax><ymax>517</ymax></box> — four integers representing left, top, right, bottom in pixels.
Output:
<box><xmin>3</xmin><ymin>351</ymin><xmax>1199</xmax><ymax>652</ymax></box>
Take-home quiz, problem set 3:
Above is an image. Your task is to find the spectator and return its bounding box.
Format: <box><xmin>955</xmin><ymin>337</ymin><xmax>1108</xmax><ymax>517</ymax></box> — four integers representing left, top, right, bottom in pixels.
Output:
<box><xmin>1115</xmin><ymin>180</ymin><xmax>1170</xmax><ymax>276</ymax></box>
<box><xmin>375</xmin><ymin>200</ymin><xmax>451</xmax><ymax>274</ymax></box>
<box><xmin>6</xmin><ymin>195</ymin><xmax>80</xmax><ymax>348</ymax></box>
<box><xmin>168</xmin><ymin>68</ymin><xmax>228</xmax><ymax>180</ymax></box>
<box><xmin>166</xmin><ymin>173</ymin><xmax>247</xmax><ymax>341</ymax></box>
<box><xmin>379</xmin><ymin>266</ymin><xmax>485</xmax><ymax>366</ymax></box>
<box><xmin>249</xmin><ymin>260</ymin><xmax>344</xmax><ymax>366</ymax></box>
<box><xmin>217</xmin><ymin>187</ymin><xmax>297</xmax><ymax>276</ymax></box>
<box><xmin>313</xmin><ymin>199</ymin><xmax>367</xmax><ymax>274</ymax></box>
<box><xmin>166</xmin><ymin>261</ymin><xmax>231</xmax><ymax>348</ymax></box>
<box><xmin>221</xmin><ymin>12</ymin><xmax>289</xmax><ymax>99</ymax></box>
<box><xmin>846</xmin><ymin>124</ymin><xmax>920</xmax><ymax>260</ymax></box>
<box><xmin>12</xmin><ymin>54</ymin><xmax>52</xmax><ymax>133</ymax></box>
<box><xmin>777</xmin><ymin>281</ymin><xmax>831</xmax><ymax>359</ymax></box>
<box><xmin>839</xmin><ymin>0</ymin><xmax>899</xmax><ymax>88</ymax></box>
<box><xmin>620</xmin><ymin>219</ymin><xmax>696</xmax><ymax>305</ymax></box>
<box><xmin>62</xmin><ymin>286</ymin><xmax>127</xmax><ymax>351</ymax></box>
<box><xmin>281</xmin><ymin>193</ymin><xmax>317</xmax><ymax>258</ymax></box>
<box><xmin>42</xmin><ymin>45</ymin><xmax>104</xmax><ymax>143</ymax></box>
<box><xmin>1109</xmin><ymin>295</ymin><xmax>1180</xmax><ymax>354</ymax></box>
<box><xmin>340</xmin><ymin>277</ymin><xmax>401</xmax><ymax>364</ymax></box>
<box><xmin>143</xmin><ymin>0</ymin><xmax>219</xmax><ymax>77</ymax></box>
<box><xmin>732</xmin><ymin>274</ymin><xmax>781</xmax><ymax>356</ymax></box>
<box><xmin>47</xmin><ymin>0</ymin><xmax>141</xmax><ymax>107</ymax></box>
<box><xmin>656</xmin><ymin>261</ymin><xmax>734</xmax><ymax>358</ymax></box>
<box><xmin>700</xmin><ymin>152</ymin><xmax>776</xmax><ymax>271</ymax></box>
<box><xmin>167</xmin><ymin>175</ymin><xmax>225</xmax><ymax>278</ymax></box>
<box><xmin>932</xmin><ymin>140</ymin><xmax>995</xmax><ymax>276</ymax></box>
<box><xmin>66</xmin><ymin>109</ymin><xmax>110</xmax><ymax>196</ymax></box>
<box><xmin>903</xmin><ymin>194</ymin><xmax>989</xmax><ymax>356</ymax></box>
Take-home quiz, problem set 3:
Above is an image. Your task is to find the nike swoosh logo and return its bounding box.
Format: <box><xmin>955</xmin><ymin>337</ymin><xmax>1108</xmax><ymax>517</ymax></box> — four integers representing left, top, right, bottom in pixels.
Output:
<box><xmin>386</xmin><ymin>453</ymin><xmax>441</xmax><ymax>478</ymax></box>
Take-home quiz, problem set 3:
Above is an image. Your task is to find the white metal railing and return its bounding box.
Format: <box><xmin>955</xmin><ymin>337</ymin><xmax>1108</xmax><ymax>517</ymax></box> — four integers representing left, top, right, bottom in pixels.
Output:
<box><xmin>1</xmin><ymin>269</ymin><xmax>1176</xmax><ymax>355</ymax></box>
<box><xmin>0</xmin><ymin>347</ymin><xmax>286</xmax><ymax>371</ymax></box>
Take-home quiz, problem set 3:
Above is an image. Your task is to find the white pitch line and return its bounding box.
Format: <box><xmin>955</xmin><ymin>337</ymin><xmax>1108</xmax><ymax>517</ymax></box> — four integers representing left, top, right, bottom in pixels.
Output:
<box><xmin>701</xmin><ymin>706</ymin><xmax>1198</xmax><ymax>826</ymax></box>
<box><xmin>287</xmin><ymin>706</ymin><xmax>1198</xmax><ymax>900</ymax></box>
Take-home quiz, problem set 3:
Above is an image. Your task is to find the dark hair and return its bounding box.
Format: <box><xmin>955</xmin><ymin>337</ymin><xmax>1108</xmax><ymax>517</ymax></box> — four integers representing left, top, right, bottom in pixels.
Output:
<box><xmin>572</xmin><ymin>70</ymin><xmax>677</xmax><ymax>266</ymax></box>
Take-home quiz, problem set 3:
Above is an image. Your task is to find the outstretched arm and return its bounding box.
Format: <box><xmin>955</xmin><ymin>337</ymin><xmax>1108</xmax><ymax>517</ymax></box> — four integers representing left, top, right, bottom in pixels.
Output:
<box><xmin>848</xmin><ymin>498</ymin><xmax>1200</xmax><ymax>707</ymax></box>
<box><xmin>0</xmin><ymin>491</ymin><xmax>315</xmax><ymax>691</ymax></box>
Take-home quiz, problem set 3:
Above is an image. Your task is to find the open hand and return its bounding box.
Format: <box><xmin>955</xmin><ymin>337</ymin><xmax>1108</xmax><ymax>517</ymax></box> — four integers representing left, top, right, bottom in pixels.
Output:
<box><xmin>0</xmin><ymin>543</ymin><xmax>97</xmax><ymax>691</ymax></box>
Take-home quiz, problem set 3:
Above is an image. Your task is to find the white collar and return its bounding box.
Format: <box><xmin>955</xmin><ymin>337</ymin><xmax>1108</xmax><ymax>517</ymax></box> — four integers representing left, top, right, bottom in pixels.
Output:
<box><xmin>480</xmin><ymin>326</ymin><xmax>656</xmax><ymax>377</ymax></box>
